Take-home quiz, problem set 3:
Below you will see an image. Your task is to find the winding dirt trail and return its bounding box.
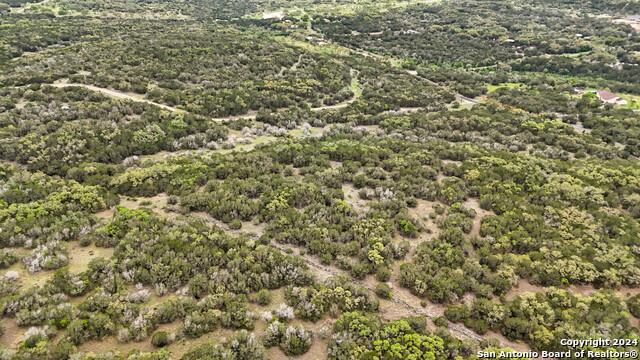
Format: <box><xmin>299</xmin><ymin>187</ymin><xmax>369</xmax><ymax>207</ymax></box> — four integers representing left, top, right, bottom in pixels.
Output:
<box><xmin>97</xmin><ymin>183</ymin><xmax>532</xmax><ymax>355</ymax></box>
<box><xmin>51</xmin><ymin>83</ymin><xmax>180</xmax><ymax>111</ymax></box>
<box><xmin>13</xmin><ymin>0</ymin><xmax>52</xmax><ymax>13</ymax></box>
<box><xmin>0</xmin><ymin>158</ymin><xmax>26</xmax><ymax>170</ymax></box>
<box><xmin>266</xmin><ymin>241</ymin><xmax>532</xmax><ymax>354</ymax></box>
<box><xmin>51</xmin><ymin>83</ymin><xmax>355</xmax><ymax>120</ymax></box>
<box><xmin>344</xmin><ymin>47</ymin><xmax>480</xmax><ymax>104</ymax></box>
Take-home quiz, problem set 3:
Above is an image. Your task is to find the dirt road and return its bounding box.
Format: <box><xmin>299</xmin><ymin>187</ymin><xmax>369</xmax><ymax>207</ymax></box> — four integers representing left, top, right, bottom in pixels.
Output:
<box><xmin>51</xmin><ymin>83</ymin><xmax>355</xmax><ymax>120</ymax></box>
<box><xmin>52</xmin><ymin>83</ymin><xmax>180</xmax><ymax>111</ymax></box>
<box><xmin>14</xmin><ymin>0</ymin><xmax>53</xmax><ymax>13</ymax></box>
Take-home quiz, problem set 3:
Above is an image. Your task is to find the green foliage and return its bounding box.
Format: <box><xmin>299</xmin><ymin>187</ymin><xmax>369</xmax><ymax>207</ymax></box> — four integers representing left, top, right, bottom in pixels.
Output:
<box><xmin>329</xmin><ymin>312</ymin><xmax>445</xmax><ymax>360</ymax></box>
<box><xmin>2</xmin><ymin>0</ymin><xmax>640</xmax><ymax>358</ymax></box>
<box><xmin>249</xmin><ymin>289</ymin><xmax>272</xmax><ymax>306</ymax></box>
<box><xmin>181</xmin><ymin>330</ymin><xmax>266</xmax><ymax>360</ymax></box>
<box><xmin>447</xmin><ymin>289</ymin><xmax>640</xmax><ymax>352</ymax></box>
<box><xmin>151</xmin><ymin>331</ymin><xmax>170</xmax><ymax>348</ymax></box>
<box><xmin>285</xmin><ymin>275</ymin><xmax>379</xmax><ymax>321</ymax></box>
<box><xmin>279</xmin><ymin>325</ymin><xmax>313</xmax><ymax>356</ymax></box>
<box><xmin>376</xmin><ymin>266</ymin><xmax>391</xmax><ymax>282</ymax></box>
<box><xmin>627</xmin><ymin>294</ymin><xmax>640</xmax><ymax>318</ymax></box>
<box><xmin>375</xmin><ymin>283</ymin><xmax>392</xmax><ymax>299</ymax></box>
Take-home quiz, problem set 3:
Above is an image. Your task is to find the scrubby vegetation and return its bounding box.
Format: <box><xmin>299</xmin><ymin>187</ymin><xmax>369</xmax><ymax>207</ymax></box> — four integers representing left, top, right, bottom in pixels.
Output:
<box><xmin>1</xmin><ymin>0</ymin><xmax>640</xmax><ymax>358</ymax></box>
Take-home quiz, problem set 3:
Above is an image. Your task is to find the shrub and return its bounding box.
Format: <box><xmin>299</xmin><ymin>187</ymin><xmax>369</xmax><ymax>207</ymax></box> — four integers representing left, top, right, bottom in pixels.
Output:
<box><xmin>252</xmin><ymin>289</ymin><xmax>271</xmax><ymax>306</ymax></box>
<box><xmin>275</xmin><ymin>303</ymin><xmax>295</xmax><ymax>321</ymax></box>
<box><xmin>318</xmin><ymin>326</ymin><xmax>330</xmax><ymax>339</ymax></box>
<box><xmin>263</xmin><ymin>321</ymin><xmax>284</xmax><ymax>347</ymax></box>
<box><xmin>405</xmin><ymin>316</ymin><xmax>427</xmax><ymax>333</ymax></box>
<box><xmin>151</xmin><ymin>331</ymin><xmax>170</xmax><ymax>347</ymax></box>
<box><xmin>376</xmin><ymin>267</ymin><xmax>391</xmax><ymax>282</ymax></box>
<box><xmin>375</xmin><ymin>283</ymin><xmax>392</xmax><ymax>299</ymax></box>
<box><xmin>398</xmin><ymin>219</ymin><xmax>419</xmax><ymax>238</ymax></box>
<box><xmin>350</xmin><ymin>263</ymin><xmax>370</xmax><ymax>279</ymax></box>
<box><xmin>51</xmin><ymin>340</ymin><xmax>76</xmax><ymax>360</ymax></box>
<box><xmin>444</xmin><ymin>305</ymin><xmax>470</xmax><ymax>323</ymax></box>
<box><xmin>188</xmin><ymin>274</ymin><xmax>208</xmax><ymax>299</ymax></box>
<box><xmin>627</xmin><ymin>295</ymin><xmax>640</xmax><ymax>318</ymax></box>
<box><xmin>182</xmin><ymin>330</ymin><xmax>266</xmax><ymax>360</ymax></box>
<box><xmin>434</xmin><ymin>316</ymin><xmax>448</xmax><ymax>327</ymax></box>
<box><xmin>167</xmin><ymin>196</ymin><xmax>179</xmax><ymax>205</ymax></box>
<box><xmin>229</xmin><ymin>219</ymin><xmax>242</xmax><ymax>230</ymax></box>
<box><xmin>280</xmin><ymin>325</ymin><xmax>313</xmax><ymax>356</ymax></box>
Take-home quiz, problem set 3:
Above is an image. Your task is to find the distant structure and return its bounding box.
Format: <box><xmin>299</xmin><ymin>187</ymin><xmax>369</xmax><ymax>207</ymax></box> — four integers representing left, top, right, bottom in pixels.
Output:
<box><xmin>596</xmin><ymin>90</ymin><xmax>628</xmax><ymax>105</ymax></box>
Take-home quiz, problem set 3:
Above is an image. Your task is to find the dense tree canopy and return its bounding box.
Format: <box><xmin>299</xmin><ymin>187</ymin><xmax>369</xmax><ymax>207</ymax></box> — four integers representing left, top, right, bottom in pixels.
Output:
<box><xmin>1</xmin><ymin>0</ymin><xmax>639</xmax><ymax>358</ymax></box>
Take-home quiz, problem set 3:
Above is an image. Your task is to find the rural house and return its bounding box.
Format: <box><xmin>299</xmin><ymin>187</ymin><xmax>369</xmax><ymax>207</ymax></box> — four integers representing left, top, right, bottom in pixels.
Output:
<box><xmin>596</xmin><ymin>90</ymin><xmax>628</xmax><ymax>105</ymax></box>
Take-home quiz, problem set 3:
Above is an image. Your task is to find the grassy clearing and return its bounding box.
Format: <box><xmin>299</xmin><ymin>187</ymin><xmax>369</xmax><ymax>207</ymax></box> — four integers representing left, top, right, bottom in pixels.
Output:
<box><xmin>486</xmin><ymin>82</ymin><xmax>523</xmax><ymax>93</ymax></box>
<box><xmin>288</xmin><ymin>127</ymin><xmax>323</xmax><ymax>138</ymax></box>
<box><xmin>68</xmin><ymin>243</ymin><xmax>115</xmax><ymax>274</ymax></box>
<box><xmin>5</xmin><ymin>263</ymin><xmax>53</xmax><ymax>290</ymax></box>
<box><xmin>448</xmin><ymin>103</ymin><xmax>475</xmax><ymax>111</ymax></box>
<box><xmin>349</xmin><ymin>76</ymin><xmax>363</xmax><ymax>98</ymax></box>
<box><xmin>618</xmin><ymin>93</ymin><xmax>640</xmax><ymax>109</ymax></box>
<box><xmin>219</xmin><ymin>135</ymin><xmax>278</xmax><ymax>154</ymax></box>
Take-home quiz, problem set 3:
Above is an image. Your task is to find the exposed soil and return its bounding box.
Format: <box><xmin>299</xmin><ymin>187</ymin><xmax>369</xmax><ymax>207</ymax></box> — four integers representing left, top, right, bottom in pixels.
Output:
<box><xmin>504</xmin><ymin>278</ymin><xmax>640</xmax><ymax>303</ymax></box>
<box><xmin>0</xmin><ymin>158</ymin><xmax>27</xmax><ymax>170</ymax></box>
<box><xmin>191</xmin><ymin>212</ymin><xmax>266</xmax><ymax>237</ymax></box>
<box><xmin>407</xmin><ymin>199</ymin><xmax>444</xmax><ymax>240</ymax></box>
<box><xmin>0</xmin><ymin>318</ymin><xmax>25</xmax><ymax>348</ymax></box>
<box><xmin>571</xmin><ymin>122</ymin><xmax>592</xmax><ymax>134</ymax></box>
<box><xmin>50</xmin><ymin>83</ymin><xmax>355</xmax><ymax>122</ymax></box>
<box><xmin>614</xmin><ymin>18</ymin><xmax>640</xmax><ymax>32</ymax></box>
<box><xmin>68</xmin><ymin>243</ymin><xmax>114</xmax><ymax>274</ymax></box>
<box><xmin>52</xmin><ymin>83</ymin><xmax>179</xmax><ymax>111</ymax></box>
<box><xmin>504</xmin><ymin>278</ymin><xmax>549</xmax><ymax>301</ymax></box>
<box><xmin>341</xmin><ymin>183</ymin><xmax>370</xmax><ymax>213</ymax></box>
<box><xmin>463</xmin><ymin>197</ymin><xmax>494</xmax><ymax>236</ymax></box>
<box><xmin>569</xmin><ymin>284</ymin><xmax>640</xmax><ymax>299</ymax></box>
<box><xmin>354</xmin><ymin>124</ymin><xmax>380</xmax><ymax>132</ymax></box>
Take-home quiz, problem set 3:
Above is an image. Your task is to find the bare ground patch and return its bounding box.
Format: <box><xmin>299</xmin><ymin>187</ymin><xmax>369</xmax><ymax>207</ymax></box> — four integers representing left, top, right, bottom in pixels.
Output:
<box><xmin>191</xmin><ymin>212</ymin><xmax>266</xmax><ymax>237</ymax></box>
<box><xmin>504</xmin><ymin>278</ymin><xmax>549</xmax><ymax>301</ymax></box>
<box><xmin>614</xmin><ymin>18</ymin><xmax>640</xmax><ymax>32</ymax></box>
<box><xmin>408</xmin><ymin>199</ymin><xmax>445</xmax><ymax>241</ymax></box>
<box><xmin>79</xmin><ymin>336</ymin><xmax>157</xmax><ymax>355</ymax></box>
<box><xmin>342</xmin><ymin>183</ymin><xmax>370</xmax><ymax>213</ymax></box>
<box><xmin>0</xmin><ymin>318</ymin><xmax>26</xmax><ymax>348</ymax></box>
<box><xmin>354</xmin><ymin>124</ymin><xmax>380</xmax><ymax>132</ymax></box>
<box><xmin>463</xmin><ymin>197</ymin><xmax>494</xmax><ymax>236</ymax></box>
<box><xmin>267</xmin><ymin>336</ymin><xmax>330</xmax><ymax>360</ymax></box>
<box><xmin>68</xmin><ymin>243</ymin><xmax>114</xmax><ymax>274</ymax></box>
<box><xmin>568</xmin><ymin>284</ymin><xmax>640</xmax><ymax>299</ymax></box>
<box><xmin>505</xmin><ymin>278</ymin><xmax>640</xmax><ymax>303</ymax></box>
<box><xmin>4</xmin><ymin>260</ymin><xmax>54</xmax><ymax>290</ymax></box>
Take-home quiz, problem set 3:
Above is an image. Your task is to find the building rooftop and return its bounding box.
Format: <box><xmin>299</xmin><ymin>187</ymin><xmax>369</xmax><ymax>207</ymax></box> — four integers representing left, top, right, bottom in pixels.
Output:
<box><xmin>597</xmin><ymin>90</ymin><xmax>618</xmax><ymax>101</ymax></box>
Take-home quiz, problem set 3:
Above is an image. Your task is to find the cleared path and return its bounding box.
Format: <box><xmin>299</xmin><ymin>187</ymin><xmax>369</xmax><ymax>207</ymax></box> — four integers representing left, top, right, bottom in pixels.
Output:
<box><xmin>52</xmin><ymin>83</ymin><xmax>355</xmax><ymax>120</ymax></box>
<box><xmin>51</xmin><ymin>83</ymin><xmax>180</xmax><ymax>111</ymax></box>
<box><xmin>14</xmin><ymin>0</ymin><xmax>53</xmax><ymax>13</ymax></box>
